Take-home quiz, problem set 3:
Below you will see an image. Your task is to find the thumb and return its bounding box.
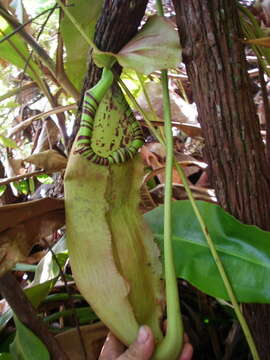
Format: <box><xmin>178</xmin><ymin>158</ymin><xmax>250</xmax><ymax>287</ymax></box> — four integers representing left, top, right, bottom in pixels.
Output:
<box><xmin>118</xmin><ymin>326</ymin><xmax>155</xmax><ymax>360</ymax></box>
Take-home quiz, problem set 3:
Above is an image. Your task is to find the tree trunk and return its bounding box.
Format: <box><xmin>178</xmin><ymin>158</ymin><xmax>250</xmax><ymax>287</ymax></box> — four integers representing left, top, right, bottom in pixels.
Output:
<box><xmin>172</xmin><ymin>0</ymin><xmax>270</xmax><ymax>358</ymax></box>
<box><xmin>70</xmin><ymin>0</ymin><xmax>148</xmax><ymax>144</ymax></box>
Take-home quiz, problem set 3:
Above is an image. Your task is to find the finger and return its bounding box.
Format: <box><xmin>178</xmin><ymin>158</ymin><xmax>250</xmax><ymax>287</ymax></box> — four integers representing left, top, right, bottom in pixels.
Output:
<box><xmin>179</xmin><ymin>342</ymin><xmax>193</xmax><ymax>360</ymax></box>
<box><xmin>99</xmin><ymin>332</ymin><xmax>126</xmax><ymax>360</ymax></box>
<box><xmin>118</xmin><ymin>326</ymin><xmax>155</xmax><ymax>360</ymax></box>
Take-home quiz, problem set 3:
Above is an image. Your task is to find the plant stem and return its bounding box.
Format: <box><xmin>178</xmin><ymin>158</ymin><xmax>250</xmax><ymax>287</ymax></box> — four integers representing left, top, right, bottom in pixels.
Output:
<box><xmin>0</xmin><ymin>170</ymin><xmax>45</xmax><ymax>186</ymax></box>
<box><xmin>153</xmin><ymin>1</ymin><xmax>183</xmax><ymax>359</ymax></box>
<box><xmin>117</xmin><ymin>24</ymin><xmax>259</xmax><ymax>358</ymax></box>
<box><xmin>0</xmin><ymin>82</ymin><xmax>36</xmax><ymax>103</ymax></box>
<box><xmin>156</xmin><ymin>70</ymin><xmax>184</xmax><ymax>360</ymax></box>
<box><xmin>174</xmin><ymin>163</ymin><xmax>260</xmax><ymax>360</ymax></box>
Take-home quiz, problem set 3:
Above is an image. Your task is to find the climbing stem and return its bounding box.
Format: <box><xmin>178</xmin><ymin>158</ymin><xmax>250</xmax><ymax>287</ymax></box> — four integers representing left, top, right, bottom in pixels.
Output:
<box><xmin>152</xmin><ymin>1</ymin><xmax>184</xmax><ymax>358</ymax></box>
<box><xmin>116</xmin><ymin>16</ymin><xmax>258</xmax><ymax>357</ymax></box>
<box><xmin>156</xmin><ymin>69</ymin><xmax>184</xmax><ymax>359</ymax></box>
<box><xmin>152</xmin><ymin>1</ymin><xmax>260</xmax><ymax>358</ymax></box>
<box><xmin>174</xmin><ymin>163</ymin><xmax>260</xmax><ymax>360</ymax></box>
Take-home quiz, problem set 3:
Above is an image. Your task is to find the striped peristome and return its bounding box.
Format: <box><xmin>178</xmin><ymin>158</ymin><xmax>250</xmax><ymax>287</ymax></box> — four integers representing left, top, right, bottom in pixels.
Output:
<box><xmin>74</xmin><ymin>68</ymin><xmax>144</xmax><ymax>166</ymax></box>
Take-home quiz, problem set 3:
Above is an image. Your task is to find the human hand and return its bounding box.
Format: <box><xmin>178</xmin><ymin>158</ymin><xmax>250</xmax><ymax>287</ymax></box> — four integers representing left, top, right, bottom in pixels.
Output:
<box><xmin>99</xmin><ymin>325</ymin><xmax>193</xmax><ymax>360</ymax></box>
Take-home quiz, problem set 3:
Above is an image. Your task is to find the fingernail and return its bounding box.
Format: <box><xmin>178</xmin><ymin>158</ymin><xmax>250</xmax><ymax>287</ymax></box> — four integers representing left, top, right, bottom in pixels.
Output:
<box><xmin>137</xmin><ymin>326</ymin><xmax>149</xmax><ymax>344</ymax></box>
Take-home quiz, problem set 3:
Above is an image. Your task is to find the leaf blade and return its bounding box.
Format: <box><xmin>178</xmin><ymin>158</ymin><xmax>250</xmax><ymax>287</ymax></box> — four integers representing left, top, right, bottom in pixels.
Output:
<box><xmin>145</xmin><ymin>200</ymin><xmax>270</xmax><ymax>303</ymax></box>
<box><xmin>115</xmin><ymin>15</ymin><xmax>181</xmax><ymax>75</ymax></box>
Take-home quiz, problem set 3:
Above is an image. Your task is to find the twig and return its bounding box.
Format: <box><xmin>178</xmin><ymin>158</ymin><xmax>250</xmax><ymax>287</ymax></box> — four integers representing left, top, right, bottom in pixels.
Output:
<box><xmin>0</xmin><ymin>82</ymin><xmax>37</xmax><ymax>103</ymax></box>
<box><xmin>22</xmin><ymin>5</ymin><xmax>57</xmax><ymax>85</ymax></box>
<box><xmin>0</xmin><ymin>4</ymin><xmax>55</xmax><ymax>73</ymax></box>
<box><xmin>7</xmin><ymin>104</ymin><xmax>76</xmax><ymax>137</ymax></box>
<box><xmin>0</xmin><ymin>6</ymin><xmax>58</xmax><ymax>44</ymax></box>
<box><xmin>0</xmin><ymin>4</ymin><xmax>79</xmax><ymax>100</ymax></box>
<box><xmin>0</xmin><ymin>170</ymin><xmax>45</xmax><ymax>186</ymax></box>
<box><xmin>143</xmin><ymin>161</ymin><xmax>208</xmax><ymax>185</ymax></box>
<box><xmin>0</xmin><ymin>271</ymin><xmax>69</xmax><ymax>360</ymax></box>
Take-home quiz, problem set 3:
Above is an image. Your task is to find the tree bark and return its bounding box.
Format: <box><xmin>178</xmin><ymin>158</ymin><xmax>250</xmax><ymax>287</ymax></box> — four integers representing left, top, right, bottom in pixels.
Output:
<box><xmin>172</xmin><ymin>0</ymin><xmax>270</xmax><ymax>358</ymax></box>
<box><xmin>70</xmin><ymin>0</ymin><xmax>148</xmax><ymax>145</ymax></box>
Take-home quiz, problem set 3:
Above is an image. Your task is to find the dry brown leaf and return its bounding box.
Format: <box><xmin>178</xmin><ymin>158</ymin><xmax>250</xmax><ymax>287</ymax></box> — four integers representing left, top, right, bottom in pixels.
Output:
<box><xmin>5</xmin><ymin>157</ymin><xmax>24</xmax><ymax>177</ymax></box>
<box><xmin>24</xmin><ymin>150</ymin><xmax>67</xmax><ymax>173</ymax></box>
<box><xmin>141</xmin><ymin>143</ymin><xmax>199</xmax><ymax>184</ymax></box>
<box><xmin>0</xmin><ymin>198</ymin><xmax>65</xmax><ymax>276</ymax></box>
<box><xmin>137</xmin><ymin>81</ymin><xmax>198</xmax><ymax>124</ymax></box>
<box><xmin>56</xmin><ymin>322</ymin><xmax>108</xmax><ymax>360</ymax></box>
<box><xmin>33</xmin><ymin>119</ymin><xmax>60</xmax><ymax>153</ymax></box>
<box><xmin>176</xmin><ymin>122</ymin><xmax>202</xmax><ymax>137</ymax></box>
<box><xmin>25</xmin><ymin>250</ymin><xmax>47</xmax><ymax>265</ymax></box>
<box><xmin>0</xmin><ymin>198</ymin><xmax>64</xmax><ymax>232</ymax></box>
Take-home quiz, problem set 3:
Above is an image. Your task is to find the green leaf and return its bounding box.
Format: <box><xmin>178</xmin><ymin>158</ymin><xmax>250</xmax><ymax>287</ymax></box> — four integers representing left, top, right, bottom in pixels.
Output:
<box><xmin>60</xmin><ymin>0</ymin><xmax>103</xmax><ymax>91</ymax></box>
<box><xmin>10</xmin><ymin>317</ymin><xmax>50</xmax><ymax>360</ymax></box>
<box><xmin>26</xmin><ymin>236</ymin><xmax>68</xmax><ymax>307</ymax></box>
<box><xmin>0</xmin><ymin>185</ymin><xmax>6</xmax><ymax>197</ymax></box>
<box><xmin>0</xmin><ymin>135</ymin><xmax>18</xmax><ymax>149</ymax></box>
<box><xmin>0</xmin><ymin>353</ymin><xmax>12</xmax><ymax>359</ymax></box>
<box><xmin>0</xmin><ymin>333</ymin><xmax>15</xmax><ymax>353</ymax></box>
<box><xmin>0</xmin><ymin>237</ymin><xmax>68</xmax><ymax>331</ymax></box>
<box><xmin>36</xmin><ymin>174</ymin><xmax>54</xmax><ymax>184</ymax></box>
<box><xmin>17</xmin><ymin>180</ymin><xmax>29</xmax><ymax>195</ymax></box>
<box><xmin>0</xmin><ymin>19</ymin><xmax>41</xmax><ymax>81</ymax></box>
<box><xmin>29</xmin><ymin>178</ymin><xmax>35</xmax><ymax>193</ymax></box>
<box><xmin>145</xmin><ymin>200</ymin><xmax>270</xmax><ymax>303</ymax></box>
<box><xmin>115</xmin><ymin>15</ymin><xmax>181</xmax><ymax>75</ymax></box>
<box><xmin>43</xmin><ymin>306</ymin><xmax>97</xmax><ymax>325</ymax></box>
<box><xmin>12</xmin><ymin>179</ymin><xmax>31</xmax><ymax>195</ymax></box>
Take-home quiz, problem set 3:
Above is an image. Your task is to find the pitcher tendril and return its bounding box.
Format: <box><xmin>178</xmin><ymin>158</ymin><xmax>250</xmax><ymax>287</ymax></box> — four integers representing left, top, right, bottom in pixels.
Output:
<box><xmin>74</xmin><ymin>68</ymin><xmax>144</xmax><ymax>166</ymax></box>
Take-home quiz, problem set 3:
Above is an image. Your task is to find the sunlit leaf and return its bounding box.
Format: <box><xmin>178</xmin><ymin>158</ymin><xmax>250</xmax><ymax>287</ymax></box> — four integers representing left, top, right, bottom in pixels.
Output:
<box><xmin>145</xmin><ymin>200</ymin><xmax>270</xmax><ymax>303</ymax></box>
<box><xmin>0</xmin><ymin>185</ymin><xmax>6</xmax><ymax>196</ymax></box>
<box><xmin>36</xmin><ymin>174</ymin><xmax>54</xmax><ymax>184</ymax></box>
<box><xmin>29</xmin><ymin>177</ymin><xmax>35</xmax><ymax>193</ymax></box>
<box><xmin>0</xmin><ymin>18</ymin><xmax>41</xmax><ymax>81</ymax></box>
<box><xmin>0</xmin><ymin>135</ymin><xmax>18</xmax><ymax>149</ymax></box>
<box><xmin>16</xmin><ymin>179</ymin><xmax>29</xmax><ymax>195</ymax></box>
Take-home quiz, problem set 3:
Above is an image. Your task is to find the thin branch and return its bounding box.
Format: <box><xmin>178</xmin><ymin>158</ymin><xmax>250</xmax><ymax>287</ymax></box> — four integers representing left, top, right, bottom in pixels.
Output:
<box><xmin>0</xmin><ymin>81</ymin><xmax>36</xmax><ymax>102</ymax></box>
<box><xmin>0</xmin><ymin>5</ymin><xmax>58</xmax><ymax>44</ymax></box>
<box><xmin>7</xmin><ymin>103</ymin><xmax>76</xmax><ymax>137</ymax></box>
<box><xmin>0</xmin><ymin>4</ymin><xmax>79</xmax><ymax>100</ymax></box>
<box><xmin>0</xmin><ymin>170</ymin><xmax>45</xmax><ymax>186</ymax></box>
<box><xmin>0</xmin><ymin>4</ymin><xmax>55</xmax><ymax>72</ymax></box>
<box><xmin>22</xmin><ymin>5</ymin><xmax>57</xmax><ymax>83</ymax></box>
